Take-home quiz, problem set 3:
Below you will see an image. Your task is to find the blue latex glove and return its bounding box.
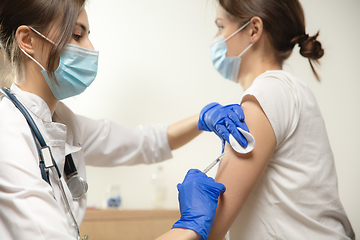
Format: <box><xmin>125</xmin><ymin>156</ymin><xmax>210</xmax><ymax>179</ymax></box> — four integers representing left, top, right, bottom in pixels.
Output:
<box><xmin>198</xmin><ymin>102</ymin><xmax>249</xmax><ymax>148</ymax></box>
<box><xmin>172</xmin><ymin>169</ymin><xmax>226</xmax><ymax>240</ymax></box>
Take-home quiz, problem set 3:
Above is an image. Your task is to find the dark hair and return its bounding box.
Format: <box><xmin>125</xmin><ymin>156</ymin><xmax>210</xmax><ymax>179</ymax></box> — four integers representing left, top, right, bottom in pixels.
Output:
<box><xmin>0</xmin><ymin>0</ymin><xmax>85</xmax><ymax>82</ymax></box>
<box><xmin>218</xmin><ymin>0</ymin><xmax>324</xmax><ymax>81</ymax></box>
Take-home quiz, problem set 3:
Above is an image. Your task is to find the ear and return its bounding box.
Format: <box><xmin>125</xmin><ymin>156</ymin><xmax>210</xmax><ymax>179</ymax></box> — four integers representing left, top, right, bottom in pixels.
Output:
<box><xmin>248</xmin><ymin>17</ymin><xmax>263</xmax><ymax>44</ymax></box>
<box><xmin>16</xmin><ymin>26</ymin><xmax>36</xmax><ymax>55</ymax></box>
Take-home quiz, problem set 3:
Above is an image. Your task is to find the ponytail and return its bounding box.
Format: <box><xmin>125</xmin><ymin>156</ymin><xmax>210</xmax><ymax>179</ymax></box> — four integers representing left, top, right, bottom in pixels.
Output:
<box><xmin>291</xmin><ymin>32</ymin><xmax>324</xmax><ymax>81</ymax></box>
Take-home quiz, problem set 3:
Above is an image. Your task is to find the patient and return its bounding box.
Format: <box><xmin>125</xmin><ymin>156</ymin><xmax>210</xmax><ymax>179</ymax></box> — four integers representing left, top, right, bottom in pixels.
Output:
<box><xmin>206</xmin><ymin>0</ymin><xmax>355</xmax><ymax>239</ymax></box>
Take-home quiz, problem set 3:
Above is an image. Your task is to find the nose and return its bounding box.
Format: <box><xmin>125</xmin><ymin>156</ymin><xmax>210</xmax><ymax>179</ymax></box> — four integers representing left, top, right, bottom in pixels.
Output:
<box><xmin>85</xmin><ymin>39</ymin><xmax>95</xmax><ymax>51</ymax></box>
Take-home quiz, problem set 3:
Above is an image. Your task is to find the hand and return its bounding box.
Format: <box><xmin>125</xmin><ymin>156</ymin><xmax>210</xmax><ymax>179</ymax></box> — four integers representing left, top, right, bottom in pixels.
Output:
<box><xmin>172</xmin><ymin>169</ymin><xmax>226</xmax><ymax>240</ymax></box>
<box><xmin>198</xmin><ymin>102</ymin><xmax>249</xmax><ymax>148</ymax></box>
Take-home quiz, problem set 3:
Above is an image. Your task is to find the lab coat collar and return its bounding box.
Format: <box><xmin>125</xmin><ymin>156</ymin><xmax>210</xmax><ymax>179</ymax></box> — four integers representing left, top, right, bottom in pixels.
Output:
<box><xmin>10</xmin><ymin>84</ymin><xmax>53</xmax><ymax>123</ymax></box>
<box><xmin>9</xmin><ymin>84</ymin><xmax>82</xmax><ymax>156</ymax></box>
<box><xmin>53</xmin><ymin>110</ymin><xmax>82</xmax><ymax>156</ymax></box>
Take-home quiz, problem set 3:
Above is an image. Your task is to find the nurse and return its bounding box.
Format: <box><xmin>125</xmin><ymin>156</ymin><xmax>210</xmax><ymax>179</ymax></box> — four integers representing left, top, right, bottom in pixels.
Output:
<box><xmin>0</xmin><ymin>0</ymin><xmax>248</xmax><ymax>240</ymax></box>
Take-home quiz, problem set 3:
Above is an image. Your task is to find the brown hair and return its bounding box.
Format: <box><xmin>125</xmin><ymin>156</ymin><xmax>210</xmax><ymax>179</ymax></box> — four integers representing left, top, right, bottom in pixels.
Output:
<box><xmin>218</xmin><ymin>0</ymin><xmax>324</xmax><ymax>81</ymax></box>
<box><xmin>0</xmin><ymin>0</ymin><xmax>85</xmax><ymax>84</ymax></box>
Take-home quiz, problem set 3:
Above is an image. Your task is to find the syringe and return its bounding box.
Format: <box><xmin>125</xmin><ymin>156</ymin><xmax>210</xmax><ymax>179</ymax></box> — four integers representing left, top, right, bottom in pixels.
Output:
<box><xmin>203</xmin><ymin>151</ymin><xmax>228</xmax><ymax>174</ymax></box>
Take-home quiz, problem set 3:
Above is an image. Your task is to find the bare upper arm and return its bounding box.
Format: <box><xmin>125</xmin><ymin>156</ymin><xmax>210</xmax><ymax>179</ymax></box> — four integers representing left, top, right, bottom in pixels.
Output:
<box><xmin>207</xmin><ymin>95</ymin><xmax>277</xmax><ymax>239</ymax></box>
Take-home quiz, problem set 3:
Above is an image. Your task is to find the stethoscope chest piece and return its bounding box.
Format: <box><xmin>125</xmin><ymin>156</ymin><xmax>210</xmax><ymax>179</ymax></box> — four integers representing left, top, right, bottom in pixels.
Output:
<box><xmin>65</xmin><ymin>154</ymin><xmax>88</xmax><ymax>200</ymax></box>
<box><xmin>67</xmin><ymin>175</ymin><xmax>88</xmax><ymax>200</ymax></box>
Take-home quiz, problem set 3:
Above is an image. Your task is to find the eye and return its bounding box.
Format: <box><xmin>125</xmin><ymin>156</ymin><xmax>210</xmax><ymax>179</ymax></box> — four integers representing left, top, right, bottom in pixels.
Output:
<box><xmin>73</xmin><ymin>34</ymin><xmax>82</xmax><ymax>41</ymax></box>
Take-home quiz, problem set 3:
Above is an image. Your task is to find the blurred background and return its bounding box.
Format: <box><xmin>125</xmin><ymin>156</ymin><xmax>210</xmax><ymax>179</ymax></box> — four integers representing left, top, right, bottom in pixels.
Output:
<box><xmin>59</xmin><ymin>0</ymin><xmax>359</xmax><ymax>235</ymax></box>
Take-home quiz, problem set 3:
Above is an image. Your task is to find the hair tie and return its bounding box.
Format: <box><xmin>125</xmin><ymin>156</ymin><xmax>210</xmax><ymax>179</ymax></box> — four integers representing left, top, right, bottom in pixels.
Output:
<box><xmin>299</xmin><ymin>34</ymin><xmax>309</xmax><ymax>48</ymax></box>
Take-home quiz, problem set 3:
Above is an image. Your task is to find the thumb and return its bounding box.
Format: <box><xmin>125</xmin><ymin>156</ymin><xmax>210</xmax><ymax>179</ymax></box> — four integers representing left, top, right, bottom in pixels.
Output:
<box><xmin>217</xmin><ymin>182</ymin><xmax>226</xmax><ymax>195</ymax></box>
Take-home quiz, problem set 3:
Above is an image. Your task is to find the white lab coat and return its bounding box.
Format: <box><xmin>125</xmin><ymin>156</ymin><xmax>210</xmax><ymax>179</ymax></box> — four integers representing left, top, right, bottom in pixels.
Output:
<box><xmin>0</xmin><ymin>84</ymin><xmax>172</xmax><ymax>240</ymax></box>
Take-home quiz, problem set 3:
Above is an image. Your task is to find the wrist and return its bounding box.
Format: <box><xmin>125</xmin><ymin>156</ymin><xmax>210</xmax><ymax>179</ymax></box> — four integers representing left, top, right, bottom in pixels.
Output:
<box><xmin>156</xmin><ymin>228</ymin><xmax>201</xmax><ymax>240</ymax></box>
<box><xmin>198</xmin><ymin>102</ymin><xmax>220</xmax><ymax>131</ymax></box>
<box><xmin>173</xmin><ymin>218</ymin><xmax>211</xmax><ymax>240</ymax></box>
<box><xmin>170</xmin><ymin>228</ymin><xmax>202</xmax><ymax>240</ymax></box>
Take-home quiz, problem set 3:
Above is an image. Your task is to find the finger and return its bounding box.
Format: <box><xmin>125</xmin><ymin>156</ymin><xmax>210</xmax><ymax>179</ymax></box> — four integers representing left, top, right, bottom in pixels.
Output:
<box><xmin>215</xmin><ymin>124</ymin><xmax>230</xmax><ymax>143</ymax></box>
<box><xmin>228</xmin><ymin>104</ymin><xmax>245</xmax><ymax>121</ymax></box>
<box><xmin>227</xmin><ymin>111</ymin><xmax>243</xmax><ymax>128</ymax></box>
<box><xmin>204</xmin><ymin>180</ymin><xmax>226</xmax><ymax>195</ymax></box>
<box><xmin>187</xmin><ymin>169</ymin><xmax>201</xmax><ymax>175</ymax></box>
<box><xmin>214</xmin><ymin>182</ymin><xmax>226</xmax><ymax>195</ymax></box>
<box><xmin>227</xmin><ymin>112</ymin><xmax>249</xmax><ymax>132</ymax></box>
<box><xmin>238</xmin><ymin>120</ymin><xmax>250</xmax><ymax>133</ymax></box>
<box><xmin>184</xmin><ymin>169</ymin><xmax>203</xmax><ymax>181</ymax></box>
<box><xmin>225</xmin><ymin>120</ymin><xmax>248</xmax><ymax>148</ymax></box>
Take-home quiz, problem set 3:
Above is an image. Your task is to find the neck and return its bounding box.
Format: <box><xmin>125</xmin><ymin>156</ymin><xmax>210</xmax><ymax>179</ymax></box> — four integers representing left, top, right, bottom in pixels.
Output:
<box><xmin>237</xmin><ymin>50</ymin><xmax>282</xmax><ymax>91</ymax></box>
<box><xmin>16</xmin><ymin>61</ymin><xmax>58</xmax><ymax>116</ymax></box>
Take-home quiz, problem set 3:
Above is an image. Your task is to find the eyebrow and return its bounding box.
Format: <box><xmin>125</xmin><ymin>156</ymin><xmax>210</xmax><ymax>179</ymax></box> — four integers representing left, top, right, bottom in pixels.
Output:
<box><xmin>215</xmin><ymin>19</ymin><xmax>222</xmax><ymax>24</ymax></box>
<box><xmin>76</xmin><ymin>23</ymin><xmax>90</xmax><ymax>34</ymax></box>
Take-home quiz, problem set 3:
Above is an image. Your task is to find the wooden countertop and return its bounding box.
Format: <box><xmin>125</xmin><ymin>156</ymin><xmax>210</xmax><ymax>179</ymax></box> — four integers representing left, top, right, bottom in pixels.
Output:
<box><xmin>80</xmin><ymin>209</ymin><xmax>180</xmax><ymax>240</ymax></box>
<box><xmin>83</xmin><ymin>209</ymin><xmax>180</xmax><ymax>221</ymax></box>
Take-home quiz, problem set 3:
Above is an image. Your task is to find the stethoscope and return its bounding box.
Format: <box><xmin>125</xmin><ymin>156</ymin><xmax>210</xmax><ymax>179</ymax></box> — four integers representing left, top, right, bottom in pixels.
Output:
<box><xmin>0</xmin><ymin>87</ymin><xmax>87</xmax><ymax>240</ymax></box>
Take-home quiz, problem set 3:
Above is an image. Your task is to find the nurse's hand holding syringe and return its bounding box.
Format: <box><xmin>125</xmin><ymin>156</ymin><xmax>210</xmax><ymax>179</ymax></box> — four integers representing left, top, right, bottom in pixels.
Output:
<box><xmin>156</xmin><ymin>152</ymin><xmax>232</xmax><ymax>240</ymax></box>
<box><xmin>156</xmin><ymin>169</ymin><xmax>226</xmax><ymax>240</ymax></box>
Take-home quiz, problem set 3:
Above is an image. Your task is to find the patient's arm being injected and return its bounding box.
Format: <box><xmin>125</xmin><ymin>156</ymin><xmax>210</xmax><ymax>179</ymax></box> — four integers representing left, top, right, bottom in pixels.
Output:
<box><xmin>207</xmin><ymin>95</ymin><xmax>277</xmax><ymax>240</ymax></box>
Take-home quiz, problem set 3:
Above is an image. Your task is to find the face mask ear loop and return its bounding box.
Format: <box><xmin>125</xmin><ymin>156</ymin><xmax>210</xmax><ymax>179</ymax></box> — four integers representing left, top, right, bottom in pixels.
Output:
<box><xmin>18</xmin><ymin>46</ymin><xmax>46</xmax><ymax>71</ymax></box>
<box><xmin>238</xmin><ymin>43</ymin><xmax>253</xmax><ymax>58</ymax></box>
<box><xmin>225</xmin><ymin>20</ymin><xmax>251</xmax><ymax>42</ymax></box>
<box><xmin>28</xmin><ymin>26</ymin><xmax>55</xmax><ymax>45</ymax></box>
<box><xmin>18</xmin><ymin>26</ymin><xmax>56</xmax><ymax>71</ymax></box>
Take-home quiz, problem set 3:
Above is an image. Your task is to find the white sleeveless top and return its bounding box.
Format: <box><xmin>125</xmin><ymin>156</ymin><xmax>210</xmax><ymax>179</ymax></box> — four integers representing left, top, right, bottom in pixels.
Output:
<box><xmin>229</xmin><ymin>71</ymin><xmax>355</xmax><ymax>240</ymax></box>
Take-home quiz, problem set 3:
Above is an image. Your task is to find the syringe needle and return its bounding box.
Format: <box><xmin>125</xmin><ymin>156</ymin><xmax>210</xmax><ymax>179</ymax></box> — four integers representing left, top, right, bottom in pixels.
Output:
<box><xmin>203</xmin><ymin>151</ymin><xmax>228</xmax><ymax>174</ymax></box>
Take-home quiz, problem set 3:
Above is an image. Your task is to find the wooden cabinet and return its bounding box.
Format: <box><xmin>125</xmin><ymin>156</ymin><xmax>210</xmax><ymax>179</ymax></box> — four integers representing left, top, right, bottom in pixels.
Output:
<box><xmin>80</xmin><ymin>209</ymin><xmax>180</xmax><ymax>240</ymax></box>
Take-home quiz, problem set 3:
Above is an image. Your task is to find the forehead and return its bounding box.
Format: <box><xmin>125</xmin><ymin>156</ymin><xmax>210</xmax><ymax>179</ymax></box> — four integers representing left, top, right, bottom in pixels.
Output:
<box><xmin>76</xmin><ymin>8</ymin><xmax>90</xmax><ymax>30</ymax></box>
<box><xmin>216</xmin><ymin>4</ymin><xmax>231</xmax><ymax>19</ymax></box>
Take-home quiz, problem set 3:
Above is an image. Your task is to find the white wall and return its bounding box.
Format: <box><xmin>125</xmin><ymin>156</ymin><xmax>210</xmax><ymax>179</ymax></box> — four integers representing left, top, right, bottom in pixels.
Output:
<box><xmin>63</xmin><ymin>0</ymin><xmax>360</xmax><ymax>235</ymax></box>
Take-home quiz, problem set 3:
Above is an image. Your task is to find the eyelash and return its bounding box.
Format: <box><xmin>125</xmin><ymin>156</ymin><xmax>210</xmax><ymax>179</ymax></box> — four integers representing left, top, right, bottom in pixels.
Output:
<box><xmin>73</xmin><ymin>34</ymin><xmax>82</xmax><ymax>41</ymax></box>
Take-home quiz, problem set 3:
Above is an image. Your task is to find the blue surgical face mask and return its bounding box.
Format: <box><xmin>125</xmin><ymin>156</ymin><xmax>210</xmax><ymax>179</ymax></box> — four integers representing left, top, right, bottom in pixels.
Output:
<box><xmin>210</xmin><ymin>21</ymin><xmax>252</xmax><ymax>83</ymax></box>
<box><xmin>19</xmin><ymin>26</ymin><xmax>99</xmax><ymax>100</ymax></box>
<box><xmin>41</xmin><ymin>44</ymin><xmax>99</xmax><ymax>100</ymax></box>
